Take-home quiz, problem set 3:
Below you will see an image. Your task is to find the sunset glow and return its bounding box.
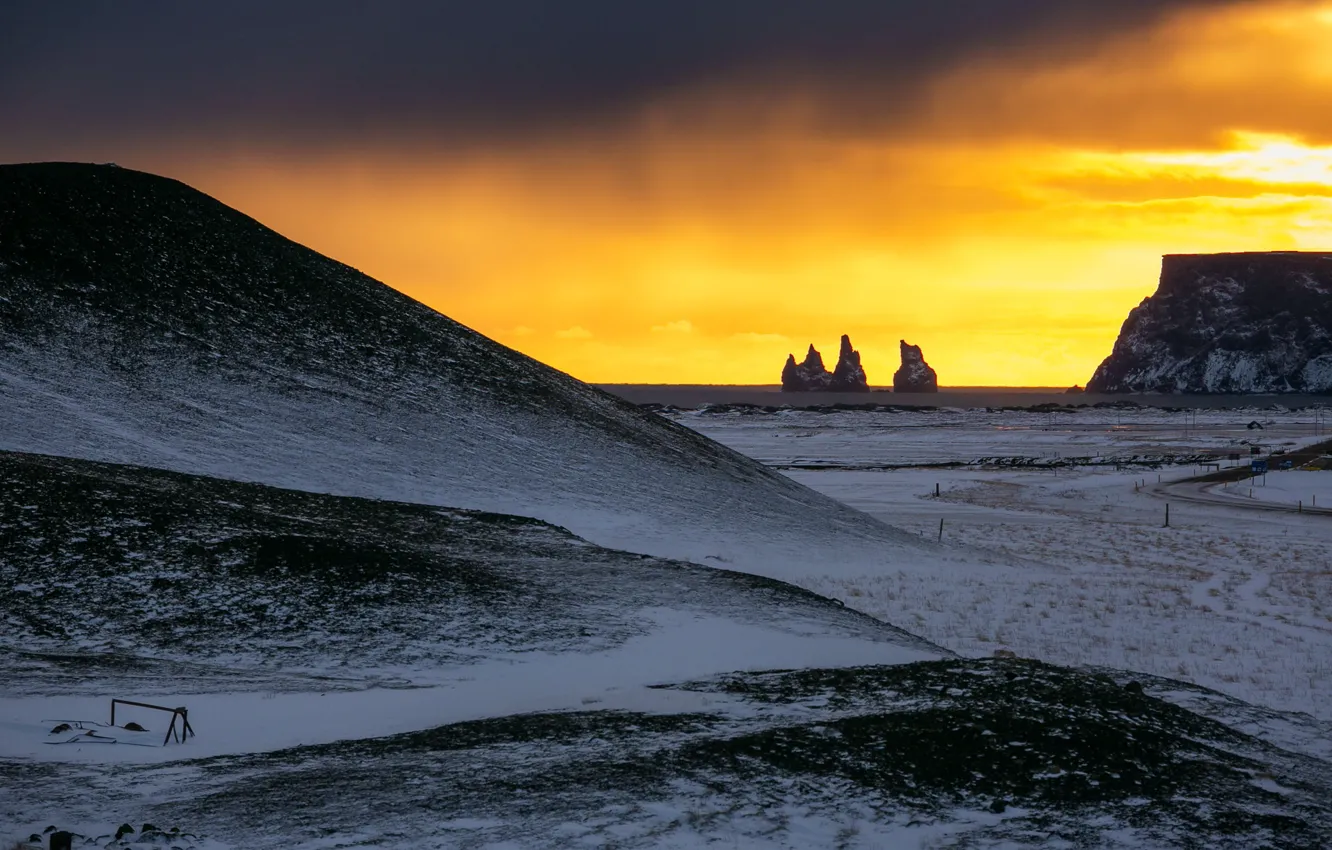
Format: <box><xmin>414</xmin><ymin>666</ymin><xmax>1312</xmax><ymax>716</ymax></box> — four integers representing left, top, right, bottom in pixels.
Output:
<box><xmin>75</xmin><ymin>1</ymin><xmax>1332</xmax><ymax>386</ymax></box>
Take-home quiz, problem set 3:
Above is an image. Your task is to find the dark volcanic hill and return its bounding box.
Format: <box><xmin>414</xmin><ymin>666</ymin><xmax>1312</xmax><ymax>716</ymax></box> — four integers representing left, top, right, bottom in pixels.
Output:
<box><xmin>1088</xmin><ymin>252</ymin><xmax>1332</xmax><ymax>393</ymax></box>
<box><xmin>0</xmin><ymin>163</ymin><xmax>928</xmax><ymax>578</ymax></box>
<box><xmin>0</xmin><ymin>449</ymin><xmax>941</xmax><ymax>697</ymax></box>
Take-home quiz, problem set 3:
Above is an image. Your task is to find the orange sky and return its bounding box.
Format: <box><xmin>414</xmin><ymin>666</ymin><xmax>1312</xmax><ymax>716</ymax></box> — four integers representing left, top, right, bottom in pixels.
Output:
<box><xmin>172</xmin><ymin>0</ymin><xmax>1332</xmax><ymax>386</ymax></box>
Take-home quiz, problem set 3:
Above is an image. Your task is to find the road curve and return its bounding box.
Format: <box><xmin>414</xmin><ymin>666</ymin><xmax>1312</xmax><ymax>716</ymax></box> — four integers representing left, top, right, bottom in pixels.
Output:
<box><xmin>1153</xmin><ymin>477</ymin><xmax>1332</xmax><ymax>517</ymax></box>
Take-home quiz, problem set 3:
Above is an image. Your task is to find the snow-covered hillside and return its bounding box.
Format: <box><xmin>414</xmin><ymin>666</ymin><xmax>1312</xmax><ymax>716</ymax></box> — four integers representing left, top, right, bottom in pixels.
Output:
<box><xmin>0</xmin><ymin>163</ymin><xmax>928</xmax><ymax>580</ymax></box>
<box><xmin>1088</xmin><ymin>252</ymin><xmax>1332</xmax><ymax>393</ymax></box>
<box><xmin>0</xmin><ymin>450</ymin><xmax>941</xmax><ymax>726</ymax></box>
<box><xmin>4</xmin><ymin>455</ymin><xmax>1330</xmax><ymax>848</ymax></box>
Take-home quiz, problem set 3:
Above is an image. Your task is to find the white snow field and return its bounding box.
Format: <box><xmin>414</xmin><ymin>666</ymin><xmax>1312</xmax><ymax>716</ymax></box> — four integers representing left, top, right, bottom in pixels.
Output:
<box><xmin>0</xmin><ymin>616</ymin><xmax>936</xmax><ymax>765</ymax></box>
<box><xmin>1205</xmin><ymin>468</ymin><xmax>1332</xmax><ymax>510</ymax></box>
<box><xmin>669</xmin><ymin>405</ymin><xmax>1332</xmax><ymax>717</ymax></box>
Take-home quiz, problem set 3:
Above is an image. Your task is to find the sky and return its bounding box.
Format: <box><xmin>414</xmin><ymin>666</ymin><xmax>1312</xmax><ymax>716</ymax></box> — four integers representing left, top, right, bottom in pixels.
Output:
<box><xmin>4</xmin><ymin>1</ymin><xmax>1332</xmax><ymax>386</ymax></box>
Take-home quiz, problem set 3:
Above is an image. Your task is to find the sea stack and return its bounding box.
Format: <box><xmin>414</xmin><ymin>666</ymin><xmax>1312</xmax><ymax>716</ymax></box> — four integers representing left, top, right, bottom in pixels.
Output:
<box><xmin>782</xmin><ymin>344</ymin><xmax>832</xmax><ymax>391</ymax></box>
<box><xmin>1087</xmin><ymin>252</ymin><xmax>1332</xmax><ymax>393</ymax></box>
<box><xmin>829</xmin><ymin>334</ymin><xmax>869</xmax><ymax>391</ymax></box>
<box><xmin>893</xmin><ymin>340</ymin><xmax>938</xmax><ymax>393</ymax></box>
<box><xmin>781</xmin><ymin>335</ymin><xmax>869</xmax><ymax>391</ymax></box>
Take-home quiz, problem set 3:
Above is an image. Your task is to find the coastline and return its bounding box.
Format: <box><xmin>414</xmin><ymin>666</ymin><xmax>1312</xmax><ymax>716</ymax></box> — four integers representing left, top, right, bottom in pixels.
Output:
<box><xmin>596</xmin><ymin>384</ymin><xmax>1332</xmax><ymax>410</ymax></box>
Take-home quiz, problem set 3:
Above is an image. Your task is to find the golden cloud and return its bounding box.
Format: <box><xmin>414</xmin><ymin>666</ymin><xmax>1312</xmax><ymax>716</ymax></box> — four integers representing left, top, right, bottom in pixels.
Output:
<box><xmin>169</xmin><ymin>1</ymin><xmax>1332</xmax><ymax>386</ymax></box>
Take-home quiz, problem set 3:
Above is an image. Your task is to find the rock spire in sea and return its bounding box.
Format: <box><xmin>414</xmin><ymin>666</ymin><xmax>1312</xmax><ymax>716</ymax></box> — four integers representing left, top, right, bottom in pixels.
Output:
<box><xmin>893</xmin><ymin>340</ymin><xmax>938</xmax><ymax>393</ymax></box>
<box><xmin>781</xmin><ymin>335</ymin><xmax>869</xmax><ymax>392</ymax></box>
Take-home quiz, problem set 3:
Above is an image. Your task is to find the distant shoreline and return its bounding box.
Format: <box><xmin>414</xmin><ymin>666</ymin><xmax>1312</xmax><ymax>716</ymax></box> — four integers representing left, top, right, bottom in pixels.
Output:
<box><xmin>599</xmin><ymin>384</ymin><xmax>1070</xmax><ymax>393</ymax></box>
<box><xmin>597</xmin><ymin>384</ymin><xmax>1332</xmax><ymax>410</ymax></box>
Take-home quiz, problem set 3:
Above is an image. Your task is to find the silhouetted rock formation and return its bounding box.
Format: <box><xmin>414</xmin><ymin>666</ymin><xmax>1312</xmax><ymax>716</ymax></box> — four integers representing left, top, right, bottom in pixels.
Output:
<box><xmin>1065</xmin><ymin>385</ymin><xmax>1085</xmax><ymax>395</ymax></box>
<box><xmin>1088</xmin><ymin>252</ymin><xmax>1332</xmax><ymax>393</ymax></box>
<box><xmin>781</xmin><ymin>335</ymin><xmax>869</xmax><ymax>392</ymax></box>
<box><xmin>782</xmin><ymin>345</ymin><xmax>832</xmax><ymax>391</ymax></box>
<box><xmin>830</xmin><ymin>335</ymin><xmax>869</xmax><ymax>391</ymax></box>
<box><xmin>893</xmin><ymin>341</ymin><xmax>938</xmax><ymax>393</ymax></box>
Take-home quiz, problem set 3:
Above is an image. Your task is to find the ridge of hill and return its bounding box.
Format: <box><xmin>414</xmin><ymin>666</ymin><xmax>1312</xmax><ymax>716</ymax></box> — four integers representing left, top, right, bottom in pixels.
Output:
<box><xmin>0</xmin><ymin>162</ymin><xmax>933</xmax><ymax>578</ymax></box>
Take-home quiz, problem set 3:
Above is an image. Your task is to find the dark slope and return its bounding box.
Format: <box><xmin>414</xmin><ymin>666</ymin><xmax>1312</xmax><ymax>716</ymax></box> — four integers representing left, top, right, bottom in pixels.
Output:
<box><xmin>0</xmin><ymin>162</ymin><xmax>693</xmax><ymax>433</ymax></box>
<box><xmin>0</xmin><ymin>162</ymin><xmax>931</xmax><ymax>577</ymax></box>
<box><xmin>0</xmin><ymin>450</ymin><xmax>941</xmax><ymax>697</ymax></box>
<box><xmin>1088</xmin><ymin>252</ymin><xmax>1332</xmax><ymax>393</ymax></box>
<box><xmin>12</xmin><ymin>660</ymin><xmax>1331</xmax><ymax>848</ymax></box>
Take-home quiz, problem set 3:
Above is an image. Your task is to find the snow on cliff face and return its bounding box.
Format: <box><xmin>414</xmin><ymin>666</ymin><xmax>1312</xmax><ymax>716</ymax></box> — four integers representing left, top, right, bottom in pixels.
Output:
<box><xmin>0</xmin><ymin>163</ymin><xmax>932</xmax><ymax>581</ymax></box>
<box><xmin>1088</xmin><ymin>252</ymin><xmax>1332</xmax><ymax>393</ymax></box>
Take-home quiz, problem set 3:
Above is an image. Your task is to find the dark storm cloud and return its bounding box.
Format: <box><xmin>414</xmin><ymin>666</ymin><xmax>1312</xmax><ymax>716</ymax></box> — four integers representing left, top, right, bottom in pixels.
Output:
<box><xmin>1</xmin><ymin>0</ymin><xmax>1251</xmax><ymax>155</ymax></box>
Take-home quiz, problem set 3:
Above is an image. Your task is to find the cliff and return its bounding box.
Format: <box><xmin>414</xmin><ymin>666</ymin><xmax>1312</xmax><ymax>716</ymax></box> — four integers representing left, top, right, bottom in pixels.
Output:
<box><xmin>1088</xmin><ymin>252</ymin><xmax>1332</xmax><ymax>393</ymax></box>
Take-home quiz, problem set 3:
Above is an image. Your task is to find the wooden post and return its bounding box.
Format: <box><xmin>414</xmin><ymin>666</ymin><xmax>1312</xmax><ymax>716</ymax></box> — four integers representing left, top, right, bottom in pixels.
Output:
<box><xmin>937</xmin><ymin>518</ymin><xmax>944</xmax><ymax>542</ymax></box>
<box><xmin>1164</xmin><ymin>503</ymin><xmax>1170</xmax><ymax>528</ymax></box>
<box><xmin>1299</xmin><ymin>500</ymin><xmax>1302</xmax><ymax>513</ymax></box>
<box><xmin>935</xmin><ymin>482</ymin><xmax>940</xmax><ymax>498</ymax></box>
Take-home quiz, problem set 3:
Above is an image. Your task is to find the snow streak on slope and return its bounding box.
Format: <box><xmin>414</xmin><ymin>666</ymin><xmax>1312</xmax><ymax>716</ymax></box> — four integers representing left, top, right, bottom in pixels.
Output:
<box><xmin>0</xmin><ymin>451</ymin><xmax>942</xmax><ymax>757</ymax></box>
<box><xmin>0</xmin><ymin>163</ymin><xmax>931</xmax><ymax>581</ymax></box>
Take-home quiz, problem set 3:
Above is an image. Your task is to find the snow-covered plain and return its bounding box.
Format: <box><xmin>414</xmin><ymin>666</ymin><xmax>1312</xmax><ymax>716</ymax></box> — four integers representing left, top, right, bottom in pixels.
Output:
<box><xmin>669</xmin><ymin>405</ymin><xmax>1332</xmax><ymax>717</ymax></box>
<box><xmin>0</xmin><ymin>614</ymin><xmax>932</xmax><ymax>764</ymax></box>
<box><xmin>1206</xmin><ymin>468</ymin><xmax>1332</xmax><ymax>510</ymax></box>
